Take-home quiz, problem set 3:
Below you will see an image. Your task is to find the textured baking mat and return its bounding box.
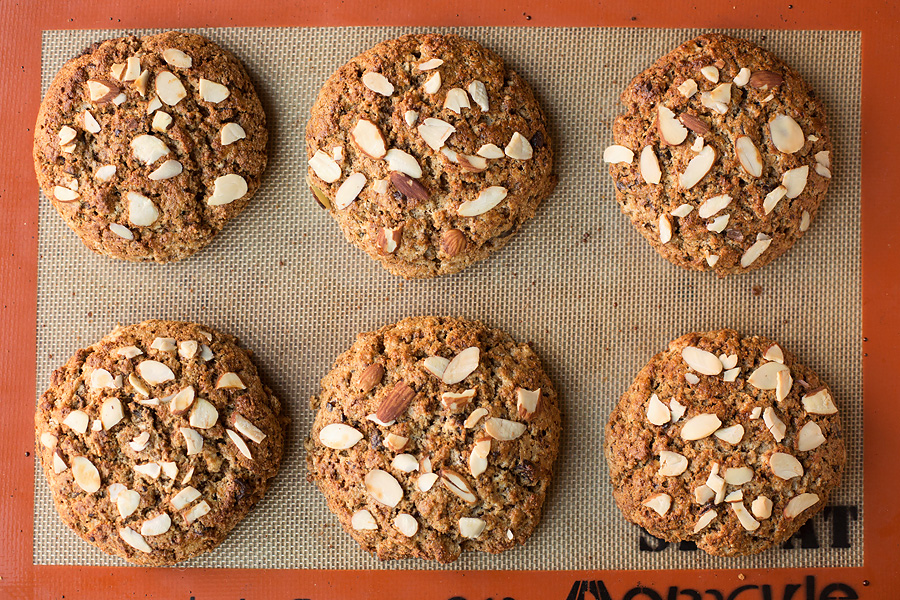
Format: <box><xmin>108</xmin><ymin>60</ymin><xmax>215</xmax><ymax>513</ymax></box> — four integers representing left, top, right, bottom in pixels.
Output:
<box><xmin>34</xmin><ymin>27</ymin><xmax>861</xmax><ymax>570</ymax></box>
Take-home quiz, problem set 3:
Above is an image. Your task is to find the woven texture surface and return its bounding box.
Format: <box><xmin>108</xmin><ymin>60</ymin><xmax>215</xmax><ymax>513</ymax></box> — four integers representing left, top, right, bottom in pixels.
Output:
<box><xmin>34</xmin><ymin>26</ymin><xmax>861</xmax><ymax>570</ymax></box>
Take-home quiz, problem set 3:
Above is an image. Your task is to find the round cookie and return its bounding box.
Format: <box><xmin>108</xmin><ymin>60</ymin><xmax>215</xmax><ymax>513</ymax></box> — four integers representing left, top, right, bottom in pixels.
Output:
<box><xmin>306</xmin><ymin>33</ymin><xmax>555</xmax><ymax>279</ymax></box>
<box><xmin>306</xmin><ymin>316</ymin><xmax>561</xmax><ymax>562</ymax></box>
<box><xmin>35</xmin><ymin>320</ymin><xmax>287</xmax><ymax>565</ymax></box>
<box><xmin>604</xmin><ymin>329</ymin><xmax>845</xmax><ymax>556</ymax></box>
<box><xmin>34</xmin><ymin>31</ymin><xmax>268</xmax><ymax>263</ymax></box>
<box><xmin>605</xmin><ymin>33</ymin><xmax>833</xmax><ymax>275</ymax></box>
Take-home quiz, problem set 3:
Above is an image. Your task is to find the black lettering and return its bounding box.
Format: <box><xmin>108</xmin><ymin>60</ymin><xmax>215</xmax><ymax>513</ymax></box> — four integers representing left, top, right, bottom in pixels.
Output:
<box><xmin>624</xmin><ymin>587</ymin><xmax>664</xmax><ymax>600</ymax></box>
<box><xmin>640</xmin><ymin>530</ymin><xmax>669</xmax><ymax>551</ymax></box>
<box><xmin>726</xmin><ymin>585</ymin><xmax>759</xmax><ymax>600</ymax></box>
<box><xmin>819</xmin><ymin>583</ymin><xmax>858</xmax><ymax>600</ymax></box>
<box><xmin>782</xmin><ymin>583</ymin><xmax>803</xmax><ymax>600</ymax></box>
<box><xmin>704</xmin><ymin>590</ymin><xmax>724</xmax><ymax>600</ymax></box>
<box><xmin>565</xmin><ymin>581</ymin><xmax>584</xmax><ymax>600</ymax></box>
<box><xmin>565</xmin><ymin>581</ymin><xmax>613</xmax><ymax>600</ymax></box>
<box><xmin>822</xmin><ymin>506</ymin><xmax>858</xmax><ymax>548</ymax></box>
<box><xmin>760</xmin><ymin>584</ymin><xmax>772</xmax><ymax>600</ymax></box>
<box><xmin>448</xmin><ymin>597</ymin><xmax>467</xmax><ymax>600</ymax></box>
<box><xmin>667</xmin><ymin>586</ymin><xmax>701</xmax><ymax>600</ymax></box>
<box><xmin>807</xmin><ymin>575</ymin><xmax>817</xmax><ymax>600</ymax></box>
<box><xmin>782</xmin><ymin>520</ymin><xmax>819</xmax><ymax>549</ymax></box>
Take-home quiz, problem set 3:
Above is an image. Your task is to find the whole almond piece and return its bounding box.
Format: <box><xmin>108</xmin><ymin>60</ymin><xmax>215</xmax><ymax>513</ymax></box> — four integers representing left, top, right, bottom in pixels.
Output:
<box><xmin>356</xmin><ymin>363</ymin><xmax>385</xmax><ymax>393</ymax></box>
<box><xmin>376</xmin><ymin>225</ymin><xmax>404</xmax><ymax>254</ymax></box>
<box><xmin>390</xmin><ymin>172</ymin><xmax>429</xmax><ymax>203</ymax></box>
<box><xmin>441</xmin><ymin>229</ymin><xmax>467</xmax><ymax>257</ymax></box>
<box><xmin>749</xmin><ymin>70</ymin><xmax>784</xmax><ymax>89</ymax></box>
<box><xmin>679</xmin><ymin>113</ymin><xmax>711</xmax><ymax>136</ymax></box>
<box><xmin>376</xmin><ymin>381</ymin><xmax>416</xmax><ymax>423</ymax></box>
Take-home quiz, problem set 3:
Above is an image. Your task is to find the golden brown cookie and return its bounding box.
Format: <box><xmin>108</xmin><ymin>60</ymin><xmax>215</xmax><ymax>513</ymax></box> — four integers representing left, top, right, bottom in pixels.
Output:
<box><xmin>34</xmin><ymin>31</ymin><xmax>268</xmax><ymax>262</ymax></box>
<box><xmin>35</xmin><ymin>320</ymin><xmax>287</xmax><ymax>565</ymax></box>
<box><xmin>306</xmin><ymin>316</ymin><xmax>561</xmax><ymax>562</ymax></box>
<box><xmin>605</xmin><ymin>34</ymin><xmax>832</xmax><ymax>275</ymax></box>
<box><xmin>605</xmin><ymin>329</ymin><xmax>845</xmax><ymax>556</ymax></box>
<box><xmin>306</xmin><ymin>33</ymin><xmax>555</xmax><ymax>278</ymax></box>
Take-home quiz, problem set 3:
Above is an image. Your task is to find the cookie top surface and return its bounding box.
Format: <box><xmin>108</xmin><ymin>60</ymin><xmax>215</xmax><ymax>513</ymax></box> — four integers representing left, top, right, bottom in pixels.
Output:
<box><xmin>34</xmin><ymin>31</ymin><xmax>268</xmax><ymax>263</ymax></box>
<box><xmin>306</xmin><ymin>33</ymin><xmax>555</xmax><ymax>279</ymax></box>
<box><xmin>604</xmin><ymin>329</ymin><xmax>845</xmax><ymax>556</ymax></box>
<box><xmin>306</xmin><ymin>316</ymin><xmax>561</xmax><ymax>562</ymax></box>
<box><xmin>606</xmin><ymin>33</ymin><xmax>833</xmax><ymax>275</ymax></box>
<box><xmin>35</xmin><ymin>320</ymin><xmax>287</xmax><ymax>566</ymax></box>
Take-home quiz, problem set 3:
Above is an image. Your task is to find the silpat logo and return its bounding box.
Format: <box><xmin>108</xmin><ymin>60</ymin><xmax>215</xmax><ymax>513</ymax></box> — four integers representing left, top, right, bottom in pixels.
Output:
<box><xmin>565</xmin><ymin>576</ymin><xmax>858</xmax><ymax>600</ymax></box>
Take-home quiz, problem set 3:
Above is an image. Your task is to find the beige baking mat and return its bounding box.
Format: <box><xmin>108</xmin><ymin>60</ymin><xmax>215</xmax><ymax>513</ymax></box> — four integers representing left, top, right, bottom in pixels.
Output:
<box><xmin>34</xmin><ymin>26</ymin><xmax>861</xmax><ymax>570</ymax></box>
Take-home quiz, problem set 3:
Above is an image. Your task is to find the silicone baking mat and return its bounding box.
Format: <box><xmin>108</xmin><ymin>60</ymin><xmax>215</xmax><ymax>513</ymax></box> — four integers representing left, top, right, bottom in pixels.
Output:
<box><xmin>34</xmin><ymin>26</ymin><xmax>861</xmax><ymax>570</ymax></box>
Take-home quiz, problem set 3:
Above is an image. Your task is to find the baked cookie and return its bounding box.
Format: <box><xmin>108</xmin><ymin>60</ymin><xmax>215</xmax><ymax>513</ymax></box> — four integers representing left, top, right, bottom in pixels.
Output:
<box><xmin>604</xmin><ymin>33</ymin><xmax>833</xmax><ymax>275</ymax></box>
<box><xmin>605</xmin><ymin>329</ymin><xmax>845</xmax><ymax>556</ymax></box>
<box><xmin>34</xmin><ymin>31</ymin><xmax>267</xmax><ymax>262</ymax></box>
<box><xmin>306</xmin><ymin>33</ymin><xmax>555</xmax><ymax>278</ymax></box>
<box><xmin>35</xmin><ymin>320</ymin><xmax>287</xmax><ymax>565</ymax></box>
<box><xmin>306</xmin><ymin>316</ymin><xmax>561</xmax><ymax>562</ymax></box>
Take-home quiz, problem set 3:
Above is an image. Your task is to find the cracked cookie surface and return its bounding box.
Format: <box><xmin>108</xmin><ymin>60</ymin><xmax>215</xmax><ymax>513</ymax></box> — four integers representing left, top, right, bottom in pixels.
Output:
<box><xmin>35</xmin><ymin>320</ymin><xmax>287</xmax><ymax>565</ymax></box>
<box><xmin>306</xmin><ymin>316</ymin><xmax>561</xmax><ymax>562</ymax></box>
<box><xmin>606</xmin><ymin>34</ymin><xmax>832</xmax><ymax>275</ymax></box>
<box><xmin>306</xmin><ymin>33</ymin><xmax>555</xmax><ymax>279</ymax></box>
<box><xmin>34</xmin><ymin>31</ymin><xmax>268</xmax><ymax>262</ymax></box>
<box><xmin>605</xmin><ymin>329</ymin><xmax>845</xmax><ymax>556</ymax></box>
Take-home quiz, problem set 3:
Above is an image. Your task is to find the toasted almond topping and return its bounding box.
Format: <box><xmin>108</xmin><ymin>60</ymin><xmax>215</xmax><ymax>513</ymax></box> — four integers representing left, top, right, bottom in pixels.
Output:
<box><xmin>802</xmin><ymin>388</ymin><xmax>838</xmax><ymax>414</ymax></box>
<box><xmin>782</xmin><ymin>165</ymin><xmax>809</xmax><ymax>198</ymax></box>
<box><xmin>208</xmin><ymin>174</ymin><xmax>248</xmax><ymax>206</ymax></box>
<box><xmin>477</xmin><ymin>143</ymin><xmax>504</xmax><ymax>159</ymax></box>
<box><xmin>366</xmin><ymin>469</ymin><xmax>403</xmax><ymax>507</ymax></box>
<box><xmin>423</xmin><ymin>71</ymin><xmax>441</xmax><ymax>94</ymax></box>
<box><xmin>707</xmin><ymin>214</ymin><xmax>730</xmax><ymax>233</ymax></box>
<box><xmin>100</xmin><ymin>398</ymin><xmax>124</xmax><ymax>430</ymax></box>
<box><xmin>232</xmin><ymin>414</ymin><xmax>265</xmax><ymax>444</ymax></box>
<box><xmin>750</xmin><ymin>70</ymin><xmax>784</xmax><ymax>89</ymax></box>
<box><xmin>740</xmin><ymin>234</ymin><xmax>773</xmax><ymax>268</ymax></box>
<box><xmin>646</xmin><ymin>394</ymin><xmax>670</xmax><ymax>426</ymax></box>
<box><xmin>440</xmin><ymin>469</ymin><xmax>477</xmax><ymax>503</ymax></box>
<box><xmin>40</xmin><ymin>432</ymin><xmax>58</xmax><ymax>449</ymax></box>
<box><xmin>215</xmin><ymin>372</ymin><xmax>246</xmax><ymax>390</ymax></box>
<box><xmin>725</xmin><ymin>466</ymin><xmax>754</xmax><ymax>485</ymax></box>
<box><xmin>417</xmin><ymin>472</ymin><xmax>439</xmax><ymax>492</ymax></box>
<box><xmin>119</xmin><ymin>527</ymin><xmax>152</xmax><ymax>553</ymax></box>
<box><xmin>443</xmin><ymin>87</ymin><xmax>471</xmax><ymax>114</ymax></box>
<box><xmin>693</xmin><ymin>484</ymin><xmax>714</xmax><ymax>504</ymax></box>
<box><xmin>735</xmin><ymin>136</ymin><xmax>763</xmax><ymax>177</ymax></box>
<box><xmin>133</xmin><ymin>70</ymin><xmax>150</xmax><ymax>96</ymax></box>
<box><xmin>678</xmin><ymin>78</ymin><xmax>698</xmax><ymax>98</ymax></box>
<box><xmin>126</xmin><ymin>192</ymin><xmax>160</xmax><ymax>227</ymax></box>
<box><xmin>441</xmin><ymin>229</ymin><xmax>467</xmax><ymax>257</ymax></box>
<box><xmin>162</xmin><ymin>48</ymin><xmax>192</xmax><ymax>68</ymax></box>
<box><xmin>459</xmin><ymin>517</ymin><xmax>486</xmax><ymax>539</ymax></box>
<box><xmin>362</xmin><ymin>72</ymin><xmax>394</xmax><ymax>96</ymax></box>
<box><xmin>52</xmin><ymin>185</ymin><xmax>80</xmax><ymax>202</ymax></box>
<box><xmin>469</xmin><ymin>440</ymin><xmax>489</xmax><ymax>477</ymax></box>
<box><xmin>681</xmin><ymin>413</ymin><xmax>722</xmax><ymax>441</ymax></box>
<box><xmin>706</xmin><ymin>463</ymin><xmax>726</xmax><ymax>504</ymax></box>
<box><xmin>731</xmin><ymin>500</ymin><xmax>761</xmax><ymax>531</ymax></box>
<box><xmin>366</xmin><ymin>413</ymin><xmax>394</xmax><ymax>427</ymax></box>
<box><xmin>63</xmin><ymin>410</ymin><xmax>89</xmax><ymax>434</ymax></box>
<box><xmin>351</xmin><ymin>509</ymin><xmax>378</xmax><ymax>530</ymax></box>
<box><xmin>769</xmin><ymin>451</ymin><xmax>804</xmax><ymax>480</ymax></box>
<box><xmin>309</xmin><ymin>150</ymin><xmax>341</xmax><ymax>183</ymax></box>
<box><xmin>71</xmin><ymin>456</ymin><xmax>101</xmax><ymax>493</ymax></box>
<box><xmin>58</xmin><ymin>125</ymin><xmax>77</xmax><ymax>146</ymax></box>
<box><xmin>130</xmin><ymin>134</ymin><xmax>169</xmax><ymax>165</ymax></box>
<box><xmin>484</xmin><ymin>417</ymin><xmax>526</xmax><ymax>441</ymax></box>
<box><xmin>639</xmin><ymin>146</ymin><xmax>662</xmax><ymax>184</ymax></box>
<box><xmin>468</xmin><ymin>80</ymin><xmax>489</xmax><ymax>111</ymax></box>
<box><xmin>748</xmin><ymin>361</ymin><xmax>789</xmax><ymax>390</ymax></box>
<box><xmin>384</xmin><ymin>433</ymin><xmax>409</xmax><ymax>452</ymax></box>
<box><xmin>384</xmin><ymin>148</ymin><xmax>422</xmax><ymax>179</ymax></box>
<box><xmin>376</xmin><ymin>381</ymin><xmax>416</xmax><ymax>423</ymax></box>
<box><xmin>693</xmin><ymin>510</ymin><xmax>717</xmax><ymax>533</ymax></box>
<box><xmin>505</xmin><ymin>132</ymin><xmax>533</xmax><ymax>160</ymax></box>
<box><xmin>458</xmin><ymin>186</ymin><xmax>507</xmax><ymax>217</ymax></box>
<box><xmin>723</xmin><ymin>368</ymin><xmax>740</xmax><ymax>383</ymax></box>
<box><xmin>763</xmin><ymin>406</ymin><xmax>787</xmax><ymax>442</ymax></box>
<box><xmin>391</xmin><ymin>453</ymin><xmax>419</xmax><ymax>473</ymax></box>
<box><xmin>136</xmin><ymin>360</ymin><xmax>174</xmax><ymax>385</ymax></box>
<box><xmin>657</xmin><ymin>106</ymin><xmax>688</xmax><ymax>145</ymax></box>
<box><xmin>643</xmin><ymin>493</ymin><xmax>672</xmax><ymax>516</ymax></box>
<box><xmin>733</xmin><ymin>67</ymin><xmax>752</xmax><ymax>86</ymax></box>
<box><xmin>417</xmin><ymin>117</ymin><xmax>455</xmax><ymax>150</ymax></box>
<box><xmin>184</xmin><ymin>500</ymin><xmax>211</xmax><ymax>524</ymax></box>
<box><xmin>785</xmin><ymin>493</ymin><xmax>819</xmax><ymax>518</ymax></box>
<box><xmin>700</xmin><ymin>65</ymin><xmax>719</xmax><ymax>82</ymax></box>
<box><xmin>87</xmin><ymin>79</ymin><xmax>119</xmax><ymax>103</ymax></box>
<box><xmin>189</xmin><ymin>398</ymin><xmax>219</xmax><ymax>429</ymax></box>
<box><xmin>750</xmin><ymin>406</ymin><xmax>763</xmax><ymax>420</ymax></box>
<box><xmin>698</xmin><ymin>194</ymin><xmax>732</xmax><ymax>219</ymax></box>
<box><xmin>685</xmin><ymin>372</ymin><xmax>700</xmax><ymax>385</ymax></box>
<box><xmin>418</xmin><ymin>58</ymin><xmax>443</xmax><ymax>70</ymax></box>
<box><xmin>52</xmin><ymin>450</ymin><xmax>68</xmax><ymax>473</ymax></box>
<box><xmin>679</xmin><ymin>146</ymin><xmax>716</xmax><ymax>189</ymax></box>
<box><xmin>141</xmin><ymin>513</ymin><xmax>171</xmax><ymax>536</ymax></box>
<box><xmin>356</xmin><ymin>363</ymin><xmax>384</xmax><ymax>393</ymax></box>
<box><xmin>226</xmin><ymin>429</ymin><xmax>252</xmax><ymax>459</ymax></box>
<box><xmin>658</xmin><ymin>213</ymin><xmax>672</xmax><ymax>244</ymax></box>
<box><xmin>350</xmin><ymin>118</ymin><xmax>387</xmax><ymax>159</ymax></box>
<box><xmin>669</xmin><ymin>398</ymin><xmax>687</xmax><ymax>422</ymax></box>
<box><xmin>170</xmin><ymin>486</ymin><xmax>201</xmax><ymax>511</ymax></box>
<box><xmin>319</xmin><ymin>423</ymin><xmax>363</xmax><ymax>450</ymax></box>
<box><xmin>714</xmin><ymin>424</ymin><xmax>744</xmax><ymax>445</ymax></box>
<box><xmin>389</xmin><ymin>513</ymin><xmax>418</xmax><ymax>537</ymax></box>
<box><xmin>658</xmin><ymin>450</ymin><xmax>688</xmax><ymax>476</ymax></box>
<box><xmin>134</xmin><ymin>462</ymin><xmax>161</xmax><ymax>479</ymax></box>
<box><xmin>177</xmin><ymin>427</ymin><xmax>202</xmax><ymax>456</ymax></box>
<box><xmin>442</xmin><ymin>347</ymin><xmax>480</xmax><ymax>384</ymax></box>
<box><xmin>198</xmin><ymin>78</ymin><xmax>229</xmax><ymax>103</ymax></box>
<box><xmin>423</xmin><ymin>356</ymin><xmax>450</xmax><ymax>378</ymax></box>
<box><xmin>115</xmin><ymin>488</ymin><xmax>140</xmax><ymax>517</ymax></box>
<box><xmin>155</xmin><ymin>71</ymin><xmax>186</xmax><ymax>106</ymax></box>
<box><xmin>603</xmin><ymin>145</ymin><xmax>634</xmax><ymax>164</ymax></box>
<box><xmin>441</xmin><ymin>388</ymin><xmax>476</xmax><ymax>411</ymax></box>
<box><xmin>129</xmin><ymin>374</ymin><xmax>150</xmax><ymax>397</ymax></box>
<box><xmin>516</xmin><ymin>388</ymin><xmax>540</xmax><ymax>419</ymax></box>
<box><xmin>770</xmin><ymin>114</ymin><xmax>804</xmax><ymax>153</ymax></box>
<box><xmin>464</xmin><ymin>407</ymin><xmax>489</xmax><ymax>429</ymax></box>
<box><xmin>763</xmin><ymin>185</ymin><xmax>788</xmax><ymax>215</ymax></box>
<box><xmin>671</xmin><ymin>204</ymin><xmax>693</xmax><ymax>218</ymax></box>
<box><xmin>682</xmin><ymin>346</ymin><xmax>723</xmax><ymax>375</ymax></box>
<box><xmin>775</xmin><ymin>369</ymin><xmax>793</xmax><ymax>403</ymax></box>
<box><xmin>149</xmin><ymin>159</ymin><xmax>183</xmax><ymax>181</ymax></box>
<box><xmin>220</xmin><ymin>122</ymin><xmax>246</xmax><ymax>146</ymax></box>
<box><xmin>797</xmin><ymin>421</ymin><xmax>826</xmax><ymax>451</ymax></box>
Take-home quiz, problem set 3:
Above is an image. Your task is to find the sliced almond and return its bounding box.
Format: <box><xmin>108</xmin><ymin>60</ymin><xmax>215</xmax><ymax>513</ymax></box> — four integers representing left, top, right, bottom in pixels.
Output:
<box><xmin>465</xmin><ymin>407</ymin><xmax>489</xmax><ymax>429</ymax></box>
<box><xmin>417</xmin><ymin>117</ymin><xmax>455</xmax><ymax>151</ymax></box>
<box><xmin>134</xmin><ymin>462</ymin><xmax>161</xmax><ymax>479</ymax></box>
<box><xmin>441</xmin><ymin>388</ymin><xmax>476</xmax><ymax>411</ymax></box>
<box><xmin>735</xmin><ymin>136</ymin><xmax>763</xmax><ymax>177</ymax></box>
<box><xmin>133</xmin><ymin>70</ymin><xmax>150</xmax><ymax>96</ymax></box>
<box><xmin>477</xmin><ymin>143</ymin><xmax>504</xmax><ymax>159</ymax></box>
<box><xmin>658</xmin><ymin>450</ymin><xmax>688</xmax><ymax>476</ymax></box>
<box><xmin>775</xmin><ymin>369</ymin><xmax>793</xmax><ymax>403</ymax></box>
<box><xmin>724</xmin><ymin>466</ymin><xmax>753</xmax><ymax>485</ymax></box>
<box><xmin>417</xmin><ymin>58</ymin><xmax>443</xmax><ymax>70</ymax></box>
<box><xmin>52</xmin><ymin>450</ymin><xmax>68</xmax><ymax>473</ymax></box>
<box><xmin>119</xmin><ymin>527</ymin><xmax>152</xmax><ymax>553</ymax></box>
<box><xmin>468</xmin><ymin>440</ymin><xmax>489</xmax><ymax>477</ymax></box>
<box><xmin>657</xmin><ymin>106</ymin><xmax>688</xmax><ymax>145</ymax></box>
<box><xmin>95</xmin><ymin>165</ymin><xmax>117</xmax><ymax>182</ymax></box>
<box><xmin>678</xmin><ymin>78</ymin><xmax>698</xmax><ymax>98</ymax></box>
<box><xmin>391</xmin><ymin>453</ymin><xmax>418</xmax><ymax>473</ymax></box>
<box><xmin>423</xmin><ymin>356</ymin><xmax>450</xmax><ymax>378</ymax></box>
<box><xmin>694</xmin><ymin>484</ymin><xmax>715</xmax><ymax>504</ymax></box>
<box><xmin>417</xmin><ymin>472</ymin><xmax>439</xmax><ymax>492</ymax></box>
<box><xmin>155</xmin><ymin>71</ymin><xmax>187</xmax><ymax>106</ymax></box>
<box><xmin>100</xmin><ymin>398</ymin><xmax>124</xmax><ymax>430</ymax></box>
<box><xmin>682</xmin><ymin>346</ymin><xmax>723</xmax><ymax>375</ymax></box>
<box><xmin>162</xmin><ymin>48</ymin><xmax>192</xmax><ymax>68</ymax></box>
<box><xmin>458</xmin><ymin>186</ymin><xmax>507</xmax><ymax>217</ymax></box>
<box><xmin>763</xmin><ymin>185</ymin><xmax>788</xmax><ymax>215</ymax></box>
<box><xmin>178</xmin><ymin>341</ymin><xmax>198</xmax><ymax>360</ymax></box>
<box><xmin>87</xmin><ymin>79</ymin><xmax>120</xmax><ymax>103</ymax></box>
<box><xmin>769</xmin><ymin>114</ymin><xmax>804</xmax><ymax>154</ymax></box>
<box><xmin>226</xmin><ymin>429</ymin><xmax>252</xmax><ymax>459</ymax></box>
<box><xmin>356</xmin><ymin>363</ymin><xmax>385</xmax><ymax>393</ymax></box>
<box><xmin>706</xmin><ymin>214</ymin><xmax>729</xmax><ymax>233</ymax></box>
<box><xmin>90</xmin><ymin>368</ymin><xmax>114</xmax><ymax>390</ymax></box>
<box><xmin>731</xmin><ymin>500</ymin><xmax>761</xmax><ymax>531</ymax></box>
<box><xmin>714</xmin><ymin>424</ymin><xmax>744</xmax><ymax>445</ymax></box>
<box><xmin>440</xmin><ymin>469</ymin><xmax>477</xmax><ymax>503</ymax></box>
<box><xmin>769</xmin><ymin>452</ymin><xmax>804</xmax><ymax>480</ymax></box>
<box><xmin>392</xmin><ymin>513</ymin><xmax>418</xmax><ymax>537</ymax></box>
<box><xmin>130</xmin><ymin>134</ymin><xmax>169</xmax><ymax>165</ymax></box>
<box><xmin>763</xmin><ymin>406</ymin><xmax>787</xmax><ymax>442</ymax></box>
<box><xmin>141</xmin><ymin>513</ymin><xmax>171</xmax><ymax>536</ymax></box>
<box><xmin>53</xmin><ymin>185</ymin><xmax>79</xmax><ymax>202</ymax></box>
<box><xmin>785</xmin><ymin>493</ymin><xmax>820</xmax><ymax>518</ymax></box>
<box><xmin>733</xmin><ymin>67</ymin><xmax>752</xmax><ymax>86</ymax></box>
<box><xmin>516</xmin><ymin>388</ymin><xmax>540</xmax><ymax>419</ymax></box>
<box><xmin>669</xmin><ymin>398</ymin><xmax>687</xmax><ymax>422</ymax></box>
<box><xmin>681</xmin><ymin>413</ymin><xmax>722</xmax><ymax>441</ymax></box>
<box><xmin>442</xmin><ymin>347</ymin><xmax>480</xmax><ymax>384</ymax></box>
<box><xmin>693</xmin><ymin>510</ymin><xmax>717</xmax><ymax>533</ymax></box>
<box><xmin>797</xmin><ymin>421</ymin><xmax>826</xmax><ymax>451</ymax></box>
<box><xmin>468</xmin><ymin>80</ymin><xmax>489</xmax><ymax>111</ymax></box>
<box><xmin>658</xmin><ymin>213</ymin><xmax>672</xmax><ymax>244</ymax></box>
<box><xmin>384</xmin><ymin>148</ymin><xmax>422</xmax><ymax>178</ymax></box>
<box><xmin>443</xmin><ymin>87</ymin><xmax>471</xmax><ymax>114</ymax></box>
<box><xmin>71</xmin><ymin>456</ymin><xmax>101</xmax><ymax>493</ymax></box>
<box><xmin>403</xmin><ymin>110</ymin><xmax>418</xmax><ymax>126</ymax></box>
<box><xmin>351</xmin><ymin>509</ymin><xmax>378</xmax><ymax>530</ymax></box>
<box><xmin>127</xmin><ymin>192</ymin><xmax>160</xmax><ymax>227</ymax></box>
<box><xmin>646</xmin><ymin>394</ymin><xmax>670</xmax><ymax>426</ymax></box>
<box><xmin>137</xmin><ymin>360</ymin><xmax>174</xmax><ymax>385</ymax></box>
<box><xmin>199</xmin><ymin>78</ymin><xmax>229</xmax><ymax>103</ymax></box>
<box><xmin>700</xmin><ymin>65</ymin><xmax>719</xmax><ymax>82</ymax></box>
<box><xmin>365</xmin><ymin>469</ymin><xmax>403</xmax><ymax>507</ymax></box>
<box><xmin>639</xmin><ymin>146</ymin><xmax>662</xmax><ymax>184</ymax></box>
<box><xmin>602</xmin><ymin>145</ymin><xmax>634</xmax><ymax>164</ymax></box>
<box><xmin>362</xmin><ymin>72</ymin><xmax>393</xmax><ymax>96</ymax></box>
<box><xmin>179</xmin><ymin>427</ymin><xmax>204</xmax><ymax>455</ymax></box>
<box><xmin>58</xmin><ymin>125</ymin><xmax>77</xmax><ymax>146</ymax></box>
<box><xmin>148</xmin><ymin>159</ymin><xmax>182</xmax><ymax>181</ymax></box>
<box><xmin>129</xmin><ymin>374</ymin><xmax>150</xmax><ymax>397</ymax></box>
<box><xmin>505</xmin><ymin>132</ymin><xmax>533</xmax><ymax>160</ymax></box>
<box><xmin>422</xmin><ymin>71</ymin><xmax>441</xmax><ymax>94</ymax></box>
<box><xmin>63</xmin><ymin>410</ymin><xmax>89</xmax><ymax>434</ymax></box>
<box><xmin>484</xmin><ymin>417</ymin><xmax>526</xmax><ymax>441</ymax></box>
<box><xmin>376</xmin><ymin>225</ymin><xmax>403</xmax><ymax>253</ymax></box>
<box><xmin>319</xmin><ymin>423</ymin><xmax>363</xmax><ymax>450</ymax></box>
<box><xmin>747</xmin><ymin>361</ymin><xmax>789</xmax><ymax>390</ymax></box>
<box><xmin>802</xmin><ymin>388</ymin><xmax>838</xmax><ymax>414</ymax></box>
<box><xmin>189</xmin><ymin>398</ymin><xmax>219</xmax><ymax>429</ymax></box>
<box><xmin>40</xmin><ymin>432</ymin><xmax>58</xmax><ymax>449</ymax></box>
<box><xmin>220</xmin><ymin>122</ymin><xmax>246</xmax><ymax>146</ymax></box>
<box><xmin>184</xmin><ymin>500</ymin><xmax>211</xmax><ymax>524</ymax></box>
<box><xmin>643</xmin><ymin>493</ymin><xmax>672</xmax><ymax>516</ymax></box>
<box><xmin>679</xmin><ymin>146</ymin><xmax>716</xmax><ymax>189</ymax></box>
<box><xmin>350</xmin><ymin>119</ymin><xmax>387</xmax><ymax>159</ymax></box>
<box><xmin>384</xmin><ymin>433</ymin><xmax>409</xmax><ymax>452</ymax></box>
<box><xmin>309</xmin><ymin>150</ymin><xmax>342</xmax><ymax>183</ymax></box>
<box><xmin>122</xmin><ymin>56</ymin><xmax>141</xmax><ymax>81</ymax></box>
<box><xmin>782</xmin><ymin>166</ymin><xmax>809</xmax><ymax>199</ymax></box>
<box><xmin>459</xmin><ymin>517</ymin><xmax>486</xmax><ymax>539</ymax></box>
<box><xmin>698</xmin><ymin>194</ymin><xmax>732</xmax><ymax>219</ymax></box>
<box><xmin>376</xmin><ymin>381</ymin><xmax>416</xmax><ymax>423</ymax></box>
<box><xmin>751</xmin><ymin>496</ymin><xmax>773</xmax><ymax>519</ymax></box>
<box><xmin>685</xmin><ymin>373</ymin><xmax>700</xmax><ymax>385</ymax></box>
<box><xmin>208</xmin><ymin>174</ymin><xmax>248</xmax><ymax>206</ymax></box>
<box><xmin>740</xmin><ymin>234</ymin><xmax>773</xmax><ymax>268</ymax></box>
<box><xmin>117</xmin><ymin>489</ymin><xmax>140</xmax><ymax>517</ymax></box>
<box><xmin>706</xmin><ymin>463</ymin><xmax>725</xmax><ymax>504</ymax></box>
<box><xmin>170</xmin><ymin>486</ymin><xmax>201</xmax><ymax>510</ymax></box>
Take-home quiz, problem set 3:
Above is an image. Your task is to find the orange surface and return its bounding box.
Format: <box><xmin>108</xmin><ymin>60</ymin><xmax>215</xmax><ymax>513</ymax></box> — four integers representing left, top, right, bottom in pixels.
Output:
<box><xmin>1</xmin><ymin>1</ymin><xmax>897</xmax><ymax>598</ymax></box>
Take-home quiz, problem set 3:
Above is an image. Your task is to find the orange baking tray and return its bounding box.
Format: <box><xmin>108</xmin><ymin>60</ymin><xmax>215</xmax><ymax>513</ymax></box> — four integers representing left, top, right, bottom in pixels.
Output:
<box><xmin>1</xmin><ymin>0</ymin><xmax>897</xmax><ymax>598</ymax></box>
